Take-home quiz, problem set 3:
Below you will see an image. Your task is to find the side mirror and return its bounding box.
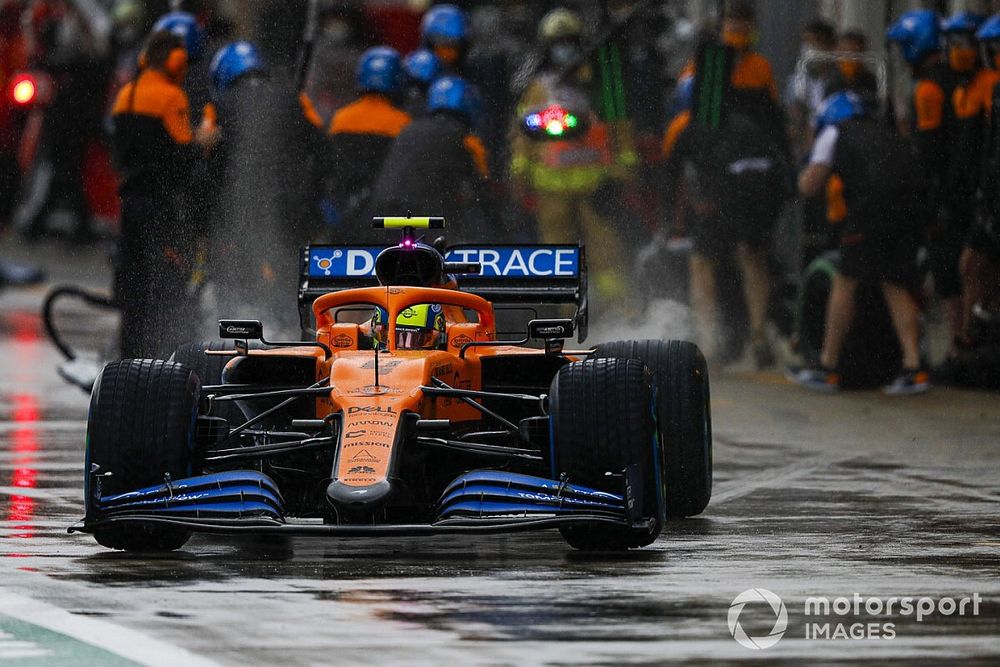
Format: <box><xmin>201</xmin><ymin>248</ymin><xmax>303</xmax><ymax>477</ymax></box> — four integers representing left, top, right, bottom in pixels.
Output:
<box><xmin>520</xmin><ymin>104</ymin><xmax>590</xmax><ymax>141</ymax></box>
<box><xmin>219</xmin><ymin>319</ymin><xmax>263</xmax><ymax>340</ymax></box>
<box><xmin>528</xmin><ymin>319</ymin><xmax>574</xmax><ymax>340</ymax></box>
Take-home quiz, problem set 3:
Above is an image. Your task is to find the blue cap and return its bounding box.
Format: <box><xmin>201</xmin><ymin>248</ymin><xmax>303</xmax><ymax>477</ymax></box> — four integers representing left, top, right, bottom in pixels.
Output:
<box><xmin>421</xmin><ymin>4</ymin><xmax>469</xmax><ymax>45</ymax></box>
<box><xmin>887</xmin><ymin>9</ymin><xmax>942</xmax><ymax>65</ymax></box>
<box><xmin>209</xmin><ymin>41</ymin><xmax>266</xmax><ymax>95</ymax></box>
<box><xmin>977</xmin><ymin>15</ymin><xmax>1000</xmax><ymax>42</ymax></box>
<box><xmin>815</xmin><ymin>91</ymin><xmax>867</xmax><ymax>131</ymax></box>
<box><xmin>941</xmin><ymin>11</ymin><xmax>985</xmax><ymax>34</ymax></box>
<box><xmin>404</xmin><ymin>48</ymin><xmax>442</xmax><ymax>86</ymax></box>
<box><xmin>427</xmin><ymin>76</ymin><xmax>482</xmax><ymax>126</ymax></box>
<box><xmin>357</xmin><ymin>46</ymin><xmax>404</xmax><ymax>95</ymax></box>
<box><xmin>152</xmin><ymin>11</ymin><xmax>203</xmax><ymax>61</ymax></box>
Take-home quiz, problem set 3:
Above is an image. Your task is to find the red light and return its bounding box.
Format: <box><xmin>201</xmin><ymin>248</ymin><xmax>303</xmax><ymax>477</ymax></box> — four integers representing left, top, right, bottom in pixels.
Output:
<box><xmin>7</xmin><ymin>394</ymin><xmax>39</xmax><ymax>541</ymax></box>
<box><xmin>11</xmin><ymin>77</ymin><xmax>36</xmax><ymax>105</ymax></box>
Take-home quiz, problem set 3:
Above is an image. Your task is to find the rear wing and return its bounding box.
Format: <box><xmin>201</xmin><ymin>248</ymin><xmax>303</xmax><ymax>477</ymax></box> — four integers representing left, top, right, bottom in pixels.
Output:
<box><xmin>299</xmin><ymin>244</ymin><xmax>589</xmax><ymax>341</ymax></box>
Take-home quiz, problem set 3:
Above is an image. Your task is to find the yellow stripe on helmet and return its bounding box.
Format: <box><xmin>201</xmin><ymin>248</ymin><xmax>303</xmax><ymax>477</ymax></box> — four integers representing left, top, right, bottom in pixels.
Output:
<box><xmin>396</xmin><ymin>304</ymin><xmax>433</xmax><ymax>327</ymax></box>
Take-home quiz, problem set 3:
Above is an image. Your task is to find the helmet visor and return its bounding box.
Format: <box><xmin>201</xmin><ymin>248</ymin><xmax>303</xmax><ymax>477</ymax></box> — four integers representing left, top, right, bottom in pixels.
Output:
<box><xmin>396</xmin><ymin>328</ymin><xmax>440</xmax><ymax>350</ymax></box>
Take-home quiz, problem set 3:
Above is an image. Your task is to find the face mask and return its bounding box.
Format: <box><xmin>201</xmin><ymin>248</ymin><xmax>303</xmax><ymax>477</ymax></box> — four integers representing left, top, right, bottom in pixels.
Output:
<box><xmin>172</xmin><ymin>62</ymin><xmax>189</xmax><ymax>84</ymax></box>
<box><xmin>800</xmin><ymin>44</ymin><xmax>819</xmax><ymax>59</ymax></box>
<box><xmin>433</xmin><ymin>44</ymin><xmax>461</xmax><ymax>66</ymax></box>
<box><xmin>838</xmin><ymin>59</ymin><xmax>860</xmax><ymax>80</ymax></box>
<box><xmin>550</xmin><ymin>43</ymin><xmax>579</xmax><ymax>67</ymax></box>
<box><xmin>949</xmin><ymin>46</ymin><xmax>977</xmax><ymax>72</ymax></box>
<box><xmin>722</xmin><ymin>28</ymin><xmax>751</xmax><ymax>50</ymax></box>
<box><xmin>322</xmin><ymin>21</ymin><xmax>351</xmax><ymax>44</ymax></box>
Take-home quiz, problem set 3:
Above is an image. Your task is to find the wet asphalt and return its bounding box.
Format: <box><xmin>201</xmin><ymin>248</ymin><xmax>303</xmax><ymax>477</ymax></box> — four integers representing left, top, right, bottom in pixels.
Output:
<box><xmin>0</xmin><ymin>243</ymin><xmax>998</xmax><ymax>666</ymax></box>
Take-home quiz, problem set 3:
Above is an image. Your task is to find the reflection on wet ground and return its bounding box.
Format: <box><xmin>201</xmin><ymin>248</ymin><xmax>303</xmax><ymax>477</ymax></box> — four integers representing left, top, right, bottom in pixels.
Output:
<box><xmin>1</xmin><ymin>269</ymin><xmax>999</xmax><ymax>665</ymax></box>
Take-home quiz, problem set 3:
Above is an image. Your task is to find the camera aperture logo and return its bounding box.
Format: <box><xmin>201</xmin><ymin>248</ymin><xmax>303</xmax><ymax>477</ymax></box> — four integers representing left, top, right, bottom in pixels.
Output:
<box><xmin>728</xmin><ymin>589</ymin><xmax>983</xmax><ymax>649</ymax></box>
<box><xmin>728</xmin><ymin>588</ymin><xmax>788</xmax><ymax>650</ymax></box>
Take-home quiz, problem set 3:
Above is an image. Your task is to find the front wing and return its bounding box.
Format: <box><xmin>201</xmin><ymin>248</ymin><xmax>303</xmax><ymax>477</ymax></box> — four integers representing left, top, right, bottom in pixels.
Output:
<box><xmin>70</xmin><ymin>469</ymin><xmax>651</xmax><ymax>537</ymax></box>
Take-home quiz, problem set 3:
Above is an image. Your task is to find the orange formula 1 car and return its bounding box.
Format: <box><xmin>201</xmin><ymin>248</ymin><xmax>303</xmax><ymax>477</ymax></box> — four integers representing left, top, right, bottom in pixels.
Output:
<box><xmin>72</xmin><ymin>218</ymin><xmax>712</xmax><ymax>552</ymax></box>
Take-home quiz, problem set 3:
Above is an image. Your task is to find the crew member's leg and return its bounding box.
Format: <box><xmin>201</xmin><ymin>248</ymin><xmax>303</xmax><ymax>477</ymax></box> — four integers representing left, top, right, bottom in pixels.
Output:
<box><xmin>818</xmin><ymin>272</ymin><xmax>858</xmax><ymax>370</ymax></box>
<box><xmin>688</xmin><ymin>205</ymin><xmax>735</xmax><ymax>362</ymax></box>
<box><xmin>736</xmin><ymin>171</ymin><xmax>782</xmax><ymax>367</ymax></box>
<box><xmin>929</xmin><ymin>206</ymin><xmax>970</xmax><ymax>355</ymax></box>
<box><xmin>533</xmin><ymin>191</ymin><xmax>577</xmax><ymax>245</ymax></box>
<box><xmin>788</xmin><ymin>232</ymin><xmax>867</xmax><ymax>391</ymax></box>
<box><xmin>881</xmin><ymin>283</ymin><xmax>922</xmax><ymax>370</ymax></box>
<box><xmin>735</xmin><ymin>242</ymin><xmax>773</xmax><ymax>366</ymax></box>
<box><xmin>960</xmin><ymin>222</ymin><xmax>1000</xmax><ymax>340</ymax></box>
<box><xmin>879</xmin><ymin>228</ymin><xmax>930</xmax><ymax>394</ymax></box>
<box><xmin>959</xmin><ymin>247</ymin><xmax>988</xmax><ymax>340</ymax></box>
<box><xmin>689</xmin><ymin>252</ymin><xmax>719</xmax><ymax>360</ymax></box>
<box><xmin>578</xmin><ymin>194</ymin><xmax>627</xmax><ymax>306</ymax></box>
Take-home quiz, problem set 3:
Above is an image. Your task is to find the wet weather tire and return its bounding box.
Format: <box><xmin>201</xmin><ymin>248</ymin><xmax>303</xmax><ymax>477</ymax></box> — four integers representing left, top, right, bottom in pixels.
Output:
<box><xmin>594</xmin><ymin>340</ymin><xmax>712</xmax><ymax>517</ymax></box>
<box><xmin>170</xmin><ymin>340</ymin><xmax>246</xmax><ymax>423</ymax></box>
<box><xmin>86</xmin><ymin>359</ymin><xmax>198</xmax><ymax>551</ymax></box>
<box><xmin>549</xmin><ymin>358</ymin><xmax>662</xmax><ymax>550</ymax></box>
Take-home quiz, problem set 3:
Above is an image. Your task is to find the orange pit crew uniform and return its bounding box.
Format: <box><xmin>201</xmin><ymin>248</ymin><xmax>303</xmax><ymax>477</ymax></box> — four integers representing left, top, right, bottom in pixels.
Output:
<box><xmin>312</xmin><ymin>93</ymin><xmax>411</xmax><ymax>232</ymax></box>
<box><xmin>111</xmin><ymin>67</ymin><xmax>200</xmax><ymax>358</ymax></box>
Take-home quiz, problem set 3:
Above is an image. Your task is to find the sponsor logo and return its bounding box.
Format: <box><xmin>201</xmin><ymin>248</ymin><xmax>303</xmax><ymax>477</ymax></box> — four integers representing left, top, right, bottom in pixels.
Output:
<box><xmin>359</xmin><ymin>360</ymin><xmax>403</xmax><ymax>372</ymax></box>
<box><xmin>345</xmin><ymin>430</ymin><xmax>392</xmax><ymax>440</ymax></box>
<box><xmin>333</xmin><ymin>334</ymin><xmax>354</xmax><ymax>348</ymax></box>
<box><xmin>446</xmin><ymin>247</ymin><xmax>579</xmax><ymax>277</ymax></box>
<box><xmin>432</xmin><ymin>364</ymin><xmax>453</xmax><ymax>377</ymax></box>
<box><xmin>729</xmin><ymin>589</ymin><xmax>788</xmax><ymax>650</ymax></box>
<box><xmin>345</xmin><ymin>385</ymin><xmax>402</xmax><ymax>396</ymax></box>
<box><xmin>347</xmin><ymin>406</ymin><xmax>397</xmax><ymax>414</ymax></box>
<box><xmin>351</xmin><ymin>419</ymin><xmax>395</xmax><ymax>427</ymax></box>
<box><xmin>349</xmin><ymin>449</ymin><xmax>379</xmax><ymax>463</ymax></box>
<box><xmin>450</xmin><ymin>335</ymin><xmax>472</xmax><ymax>347</ymax></box>
<box><xmin>312</xmin><ymin>250</ymin><xmax>345</xmax><ymax>275</ymax></box>
<box><xmin>347</xmin><ymin>465</ymin><xmax>375</xmax><ymax>475</ymax></box>
<box><xmin>345</xmin><ymin>440</ymin><xmax>391</xmax><ymax>449</ymax></box>
<box><xmin>309</xmin><ymin>246</ymin><xmax>580</xmax><ymax>278</ymax></box>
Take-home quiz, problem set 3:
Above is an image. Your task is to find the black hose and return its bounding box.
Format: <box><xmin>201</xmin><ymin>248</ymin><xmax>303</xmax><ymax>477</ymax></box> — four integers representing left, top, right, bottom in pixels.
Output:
<box><xmin>42</xmin><ymin>285</ymin><xmax>118</xmax><ymax>361</ymax></box>
<box><xmin>295</xmin><ymin>0</ymin><xmax>320</xmax><ymax>92</ymax></box>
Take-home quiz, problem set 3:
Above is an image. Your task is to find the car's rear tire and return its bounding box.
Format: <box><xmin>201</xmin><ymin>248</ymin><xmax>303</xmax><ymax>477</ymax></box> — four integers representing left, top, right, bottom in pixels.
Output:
<box><xmin>86</xmin><ymin>359</ymin><xmax>198</xmax><ymax>551</ymax></box>
<box><xmin>549</xmin><ymin>358</ymin><xmax>663</xmax><ymax>550</ymax></box>
<box><xmin>594</xmin><ymin>340</ymin><xmax>712</xmax><ymax>517</ymax></box>
<box><xmin>170</xmin><ymin>340</ymin><xmax>245</xmax><ymax>424</ymax></box>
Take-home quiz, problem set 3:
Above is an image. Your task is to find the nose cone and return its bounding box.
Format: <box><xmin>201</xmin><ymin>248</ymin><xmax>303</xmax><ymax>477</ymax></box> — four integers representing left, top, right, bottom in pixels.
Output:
<box><xmin>326</xmin><ymin>479</ymin><xmax>393</xmax><ymax>511</ymax></box>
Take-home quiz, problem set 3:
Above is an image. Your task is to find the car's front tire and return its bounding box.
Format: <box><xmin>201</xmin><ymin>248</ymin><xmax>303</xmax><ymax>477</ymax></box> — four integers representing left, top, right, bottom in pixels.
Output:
<box><xmin>86</xmin><ymin>359</ymin><xmax>198</xmax><ymax>551</ymax></box>
<box><xmin>594</xmin><ymin>340</ymin><xmax>712</xmax><ymax>517</ymax></box>
<box><xmin>549</xmin><ymin>358</ymin><xmax>663</xmax><ymax>550</ymax></box>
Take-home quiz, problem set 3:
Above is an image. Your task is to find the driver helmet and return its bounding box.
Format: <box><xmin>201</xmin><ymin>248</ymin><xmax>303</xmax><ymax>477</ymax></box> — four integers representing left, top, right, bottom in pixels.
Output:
<box><xmin>372</xmin><ymin>304</ymin><xmax>446</xmax><ymax>350</ymax></box>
